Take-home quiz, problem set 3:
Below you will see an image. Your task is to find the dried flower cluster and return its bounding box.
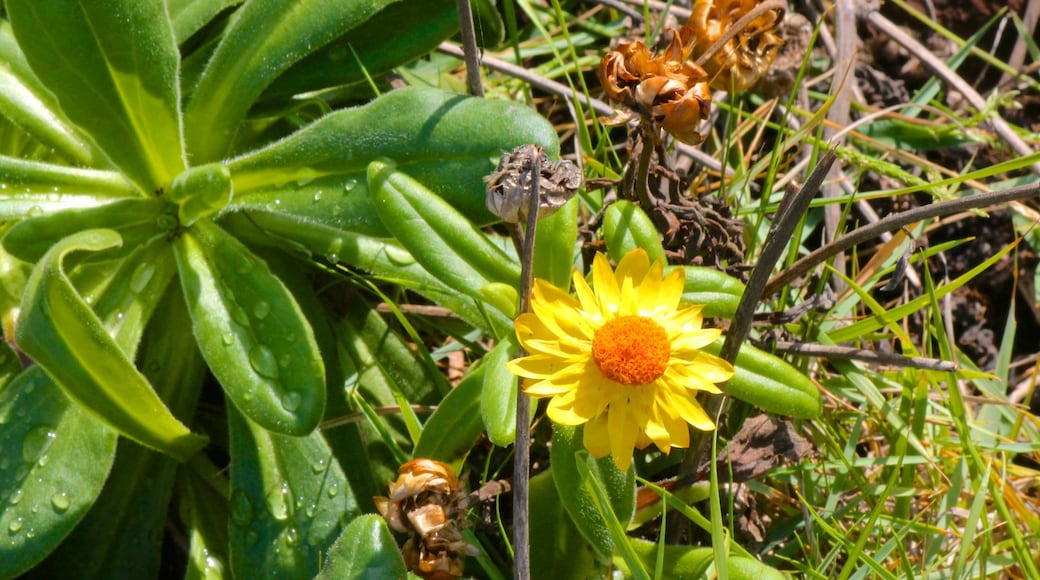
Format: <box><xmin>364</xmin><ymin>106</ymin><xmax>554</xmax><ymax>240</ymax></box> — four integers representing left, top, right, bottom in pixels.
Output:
<box><xmin>485</xmin><ymin>143</ymin><xmax>582</xmax><ymax>224</ymax></box>
<box><xmin>599</xmin><ymin>28</ymin><xmax>712</xmax><ymax>145</ymax></box>
<box><xmin>374</xmin><ymin>459</ymin><xmax>480</xmax><ymax>579</ymax></box>
<box><xmin>685</xmin><ymin>0</ymin><xmax>785</xmax><ymax>92</ymax></box>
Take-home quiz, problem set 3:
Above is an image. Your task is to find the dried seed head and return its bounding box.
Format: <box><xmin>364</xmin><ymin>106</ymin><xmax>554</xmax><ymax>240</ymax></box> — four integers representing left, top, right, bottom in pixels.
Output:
<box><xmin>599</xmin><ymin>29</ymin><xmax>712</xmax><ymax>144</ymax></box>
<box><xmin>374</xmin><ymin>459</ymin><xmax>479</xmax><ymax>579</ymax></box>
<box><xmin>685</xmin><ymin>0</ymin><xmax>785</xmax><ymax>92</ymax></box>
<box><xmin>485</xmin><ymin>144</ymin><xmax>582</xmax><ymax>224</ymax></box>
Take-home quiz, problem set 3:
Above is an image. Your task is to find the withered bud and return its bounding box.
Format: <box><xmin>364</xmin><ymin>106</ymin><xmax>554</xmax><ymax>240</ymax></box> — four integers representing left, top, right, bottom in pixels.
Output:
<box><xmin>685</xmin><ymin>0</ymin><xmax>785</xmax><ymax>92</ymax></box>
<box><xmin>599</xmin><ymin>29</ymin><xmax>712</xmax><ymax>145</ymax></box>
<box><xmin>485</xmin><ymin>144</ymin><xmax>582</xmax><ymax>224</ymax></box>
<box><xmin>374</xmin><ymin>459</ymin><xmax>479</xmax><ymax>580</ymax></box>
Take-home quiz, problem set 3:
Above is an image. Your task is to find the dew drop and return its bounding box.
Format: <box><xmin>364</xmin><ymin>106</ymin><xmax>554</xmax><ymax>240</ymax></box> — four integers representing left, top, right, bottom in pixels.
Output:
<box><xmin>343</xmin><ymin>178</ymin><xmax>357</xmax><ymax>192</ymax></box>
<box><xmin>312</xmin><ymin>190</ymin><xmax>324</xmax><ymax>202</ymax></box>
<box><xmin>22</xmin><ymin>426</ymin><xmax>56</xmax><ymax>463</ymax></box>
<box><xmin>311</xmin><ymin>458</ymin><xmax>327</xmax><ymax>474</ymax></box>
<box><xmin>129</xmin><ymin>262</ymin><xmax>155</xmax><ymax>293</ymax></box>
<box><xmin>295</xmin><ymin>168</ymin><xmax>317</xmax><ymax>187</ymax></box>
<box><xmin>9</xmin><ymin>489</ymin><xmax>23</xmax><ymax>505</ymax></box>
<box><xmin>230</xmin><ymin>304</ymin><xmax>250</xmax><ymax>327</ymax></box>
<box><xmin>249</xmin><ymin>345</ymin><xmax>279</xmax><ymax>379</ymax></box>
<box><xmin>284</xmin><ymin>526</ymin><xmax>298</xmax><ymax>545</ymax></box>
<box><xmin>327</xmin><ymin>483</ymin><xmax>339</xmax><ymax>498</ymax></box>
<box><xmin>51</xmin><ymin>492</ymin><xmax>69</xmax><ymax>512</ymax></box>
<box><xmin>285</xmin><ymin>333</ymin><xmax>297</xmax><ymax>343</ymax></box>
<box><xmin>8</xmin><ymin>517</ymin><xmax>23</xmax><ymax>534</ymax></box>
<box><xmin>230</xmin><ymin>490</ymin><xmax>254</xmax><ymax>527</ymax></box>
<box><xmin>36</xmin><ymin>455</ymin><xmax>48</xmax><ymax>468</ymax></box>
<box><xmin>280</xmin><ymin>392</ymin><xmax>301</xmax><ymax>412</ymax></box>
<box><xmin>252</xmin><ymin>301</ymin><xmax>271</xmax><ymax>320</ymax></box>
<box><xmin>277</xmin><ymin>354</ymin><xmax>291</xmax><ymax>368</ymax></box>
<box><xmin>265</xmin><ymin>483</ymin><xmax>293</xmax><ymax>522</ymax></box>
<box><xmin>235</xmin><ymin>256</ymin><xmax>254</xmax><ymax>274</ymax></box>
<box><xmin>221</xmin><ymin>331</ymin><xmax>235</xmax><ymax>346</ymax></box>
<box><xmin>305</xmin><ymin>503</ymin><xmax>318</xmax><ymax>518</ymax></box>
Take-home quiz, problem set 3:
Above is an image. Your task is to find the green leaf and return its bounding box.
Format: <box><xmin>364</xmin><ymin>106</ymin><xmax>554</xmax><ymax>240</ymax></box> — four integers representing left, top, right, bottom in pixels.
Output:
<box><xmin>168</xmin><ymin>0</ymin><xmax>244</xmax><ymax>44</ymax></box>
<box><xmin>413</xmin><ymin>364</ymin><xmax>486</xmax><ymax>470</ymax></box>
<box><xmin>29</xmin><ymin>291</ymin><xmax>206</xmax><ymax>578</ymax></box>
<box><xmin>0</xmin><ymin>156</ymin><xmax>137</xmax><ymax>220</ymax></box>
<box><xmin>369</xmin><ymin>159</ymin><xmax>520</xmax><ymax>297</ymax></box>
<box><xmin>534</xmin><ymin>196</ymin><xmax>579</xmax><ymax>288</ymax></box>
<box><xmin>259</xmin><ymin>0</ymin><xmax>459</xmax><ymax>103</ymax></box>
<box><xmin>0</xmin><ymin>22</ymin><xmax>98</xmax><ymax>165</ymax></box>
<box><xmin>15</xmin><ymin>229</ymin><xmax>206</xmax><ymax>460</ymax></box>
<box><xmin>179</xmin><ymin>457</ymin><xmax>231</xmax><ymax>580</ymax></box>
<box><xmin>551</xmin><ymin>424</ymin><xmax>636</xmax><ymax>563</ymax></box>
<box><xmin>316</xmin><ymin>515</ymin><xmax>407</xmax><ymax>580</ymax></box>
<box><xmin>575</xmin><ymin>453</ymin><xmax>649</xmax><ymax>580</ymax></box>
<box><xmin>2</xmin><ymin>198</ymin><xmax>169</xmax><ymax>263</ymax></box>
<box><xmin>481</xmin><ymin>334</ymin><xmax>520</xmax><ymax>447</ymax></box>
<box><xmin>174</xmin><ymin>219</ymin><xmax>325</xmax><ymax>435</ymax></box>
<box><xmin>7</xmin><ymin>0</ymin><xmax>185</xmax><ymax>191</ymax></box>
<box><xmin>529</xmin><ymin>469</ymin><xmax>600</xmax><ymax>580</ymax></box>
<box><xmin>228</xmin><ymin>408</ymin><xmax>355</xmax><ymax>579</ymax></box>
<box><xmin>184</xmin><ymin>0</ymin><xmax>401</xmax><ymax>162</ymax></box>
<box><xmin>603</xmin><ymin>200</ymin><xmax>666</xmax><ymax>265</ymax></box>
<box><xmin>675</xmin><ymin>265</ymin><xmax>745</xmax><ymax>320</ymax></box>
<box><xmin>0</xmin><ymin>369</ymin><xmax>117</xmax><ymax>578</ymax></box>
<box><xmin>227</xmin><ymin>86</ymin><xmax>559</xmax><ymax>236</ymax></box>
<box><xmin>701</xmin><ymin>340</ymin><xmax>821</xmax><ymax>420</ymax></box>
<box><xmin>618</xmin><ymin>540</ymin><xmax>788</xmax><ymax>580</ymax></box>
<box><xmin>167</xmin><ymin>161</ymin><xmax>233</xmax><ymax>226</ymax></box>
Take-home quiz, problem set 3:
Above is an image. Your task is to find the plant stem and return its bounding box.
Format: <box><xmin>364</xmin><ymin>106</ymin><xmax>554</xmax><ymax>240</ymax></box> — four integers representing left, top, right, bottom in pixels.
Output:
<box><xmin>512</xmin><ymin>154</ymin><xmax>542</xmax><ymax>580</ymax></box>
<box><xmin>456</xmin><ymin>0</ymin><xmax>485</xmax><ymax>97</ymax></box>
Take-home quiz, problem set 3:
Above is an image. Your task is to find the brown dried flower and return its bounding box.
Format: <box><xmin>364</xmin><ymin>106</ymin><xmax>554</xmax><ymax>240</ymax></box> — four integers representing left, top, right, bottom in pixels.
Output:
<box><xmin>684</xmin><ymin>0</ymin><xmax>785</xmax><ymax>92</ymax></box>
<box><xmin>374</xmin><ymin>459</ymin><xmax>480</xmax><ymax>579</ymax></box>
<box><xmin>485</xmin><ymin>144</ymin><xmax>582</xmax><ymax>224</ymax></box>
<box><xmin>599</xmin><ymin>28</ymin><xmax>712</xmax><ymax>145</ymax></box>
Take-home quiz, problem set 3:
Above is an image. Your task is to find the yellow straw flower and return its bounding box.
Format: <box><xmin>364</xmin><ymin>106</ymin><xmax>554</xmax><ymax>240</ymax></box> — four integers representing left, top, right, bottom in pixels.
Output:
<box><xmin>506</xmin><ymin>249</ymin><xmax>735</xmax><ymax>472</ymax></box>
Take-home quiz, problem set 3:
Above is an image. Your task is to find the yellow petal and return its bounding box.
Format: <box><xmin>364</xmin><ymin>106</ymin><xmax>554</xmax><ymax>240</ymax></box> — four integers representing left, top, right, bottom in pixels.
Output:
<box><xmin>662</xmin><ymin>386</ymin><xmax>715</xmax><ymax>430</ymax></box>
<box><xmin>547</xmin><ymin>391</ymin><xmax>591</xmax><ymax>425</ymax></box>
<box><xmin>592</xmin><ymin>253</ymin><xmax>621</xmax><ymax>317</ymax></box>
<box><xmin>573</xmin><ymin>268</ymin><xmax>601</xmax><ymax>317</ymax></box>
<box><xmin>583</xmin><ymin>412</ymin><xmax>612</xmax><ymax>459</ymax></box>
<box><xmin>607</xmin><ymin>403</ymin><xmax>640</xmax><ymax>472</ymax></box>
<box><xmin>614</xmin><ymin>248</ymin><xmax>651</xmax><ymax>288</ymax></box>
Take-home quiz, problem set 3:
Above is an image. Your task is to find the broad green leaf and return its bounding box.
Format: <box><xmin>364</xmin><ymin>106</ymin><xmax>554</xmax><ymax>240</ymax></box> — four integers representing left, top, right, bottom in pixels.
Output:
<box><xmin>529</xmin><ymin>469</ymin><xmax>600</xmax><ymax>580</ymax></box>
<box><xmin>0</xmin><ymin>22</ymin><xmax>98</xmax><ymax>165</ymax></box>
<box><xmin>551</xmin><ymin>424</ymin><xmax>636</xmax><ymax>563</ymax></box>
<box><xmin>168</xmin><ymin>0</ymin><xmax>244</xmax><ymax>44</ymax></box>
<box><xmin>370</xmin><ymin>159</ymin><xmax>520</xmax><ymax>296</ymax></box>
<box><xmin>259</xmin><ymin>0</ymin><xmax>459</xmax><ymax>103</ymax></box>
<box><xmin>184</xmin><ymin>0</ymin><xmax>401</xmax><ymax>162</ymax></box>
<box><xmin>534</xmin><ymin>196</ymin><xmax>579</xmax><ymax>288</ymax></box>
<box><xmin>0</xmin><ymin>369</ymin><xmax>116</xmax><ymax>578</ymax></box>
<box><xmin>414</xmin><ymin>364</ymin><xmax>486</xmax><ymax>470</ymax></box>
<box><xmin>701</xmin><ymin>340</ymin><xmax>821</xmax><ymax>420</ymax></box>
<box><xmin>180</xmin><ymin>459</ymin><xmax>231</xmax><ymax>580</ymax></box>
<box><xmin>219</xmin><ymin>210</ymin><xmax>513</xmax><ymax>335</ymax></box>
<box><xmin>481</xmin><ymin>334</ymin><xmax>520</xmax><ymax>446</ymax></box>
<box><xmin>0</xmin><ymin>156</ymin><xmax>136</xmax><ymax>219</ymax></box>
<box><xmin>603</xmin><ymin>200</ymin><xmax>666</xmax><ymax>265</ymax></box>
<box><xmin>316</xmin><ymin>515</ymin><xmax>407</xmax><ymax>580</ymax></box>
<box><xmin>0</xmin><ymin>339</ymin><xmax>22</xmax><ymax>389</ymax></box>
<box><xmin>2</xmin><ymin>198</ymin><xmax>169</xmax><ymax>263</ymax></box>
<box><xmin>28</xmin><ymin>287</ymin><xmax>206</xmax><ymax>578</ymax></box>
<box><xmin>227</xmin><ymin>87</ymin><xmax>559</xmax><ymax>236</ymax></box>
<box><xmin>167</xmin><ymin>161</ymin><xmax>233</xmax><ymax>226</ymax></box>
<box><xmin>675</xmin><ymin>265</ymin><xmax>745</xmax><ymax>320</ymax></box>
<box><xmin>7</xmin><ymin>0</ymin><xmax>186</xmax><ymax>192</ymax></box>
<box><xmin>174</xmin><ymin>219</ymin><xmax>325</xmax><ymax>435</ymax></box>
<box><xmin>228</xmin><ymin>408</ymin><xmax>355</xmax><ymax>579</ymax></box>
<box><xmin>619</xmin><ymin>541</ymin><xmax>787</xmax><ymax>580</ymax></box>
<box><xmin>15</xmin><ymin>229</ymin><xmax>206</xmax><ymax>461</ymax></box>
<box><xmin>576</xmin><ymin>453</ymin><xmax>649</xmax><ymax>580</ymax></box>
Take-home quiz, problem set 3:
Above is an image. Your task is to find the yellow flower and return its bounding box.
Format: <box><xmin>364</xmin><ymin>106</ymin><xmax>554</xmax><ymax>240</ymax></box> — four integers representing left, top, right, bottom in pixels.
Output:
<box><xmin>506</xmin><ymin>249</ymin><xmax>735</xmax><ymax>472</ymax></box>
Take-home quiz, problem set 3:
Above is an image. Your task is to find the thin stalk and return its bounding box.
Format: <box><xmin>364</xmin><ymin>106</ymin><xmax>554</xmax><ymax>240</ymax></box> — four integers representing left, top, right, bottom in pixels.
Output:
<box><xmin>456</xmin><ymin>0</ymin><xmax>485</xmax><ymax>97</ymax></box>
<box><xmin>512</xmin><ymin>155</ymin><xmax>541</xmax><ymax>580</ymax></box>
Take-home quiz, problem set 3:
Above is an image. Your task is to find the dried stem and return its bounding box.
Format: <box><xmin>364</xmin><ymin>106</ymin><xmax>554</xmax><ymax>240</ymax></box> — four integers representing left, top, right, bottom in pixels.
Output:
<box><xmin>456</xmin><ymin>0</ymin><xmax>485</xmax><ymax>97</ymax></box>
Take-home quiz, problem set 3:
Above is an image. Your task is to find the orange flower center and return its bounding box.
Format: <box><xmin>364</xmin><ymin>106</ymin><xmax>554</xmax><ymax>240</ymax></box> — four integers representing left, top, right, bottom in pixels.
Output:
<box><xmin>591</xmin><ymin>316</ymin><xmax>670</xmax><ymax>385</ymax></box>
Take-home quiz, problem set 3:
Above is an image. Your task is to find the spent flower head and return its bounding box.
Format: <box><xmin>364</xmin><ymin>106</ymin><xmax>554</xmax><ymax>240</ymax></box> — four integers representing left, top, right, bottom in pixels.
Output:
<box><xmin>506</xmin><ymin>249</ymin><xmax>735</xmax><ymax>472</ymax></box>
<box><xmin>684</xmin><ymin>0</ymin><xmax>785</xmax><ymax>91</ymax></box>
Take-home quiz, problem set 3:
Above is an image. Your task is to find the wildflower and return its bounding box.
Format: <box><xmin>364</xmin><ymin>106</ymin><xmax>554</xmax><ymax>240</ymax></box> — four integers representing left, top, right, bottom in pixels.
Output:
<box><xmin>599</xmin><ymin>28</ymin><xmax>712</xmax><ymax>145</ymax></box>
<box><xmin>506</xmin><ymin>249</ymin><xmax>735</xmax><ymax>472</ymax></box>
<box><xmin>684</xmin><ymin>0</ymin><xmax>785</xmax><ymax>91</ymax></box>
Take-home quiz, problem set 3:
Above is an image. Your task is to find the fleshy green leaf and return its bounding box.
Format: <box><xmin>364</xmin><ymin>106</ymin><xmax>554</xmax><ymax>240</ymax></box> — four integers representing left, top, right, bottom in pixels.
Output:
<box><xmin>603</xmin><ymin>200</ymin><xmax>666</xmax><ymax>265</ymax></box>
<box><xmin>27</xmin><ymin>286</ymin><xmax>206</xmax><ymax>578</ymax></box>
<box><xmin>168</xmin><ymin>0</ymin><xmax>243</xmax><ymax>44</ymax></box>
<box><xmin>227</xmin><ymin>86</ymin><xmax>559</xmax><ymax>236</ymax></box>
<box><xmin>15</xmin><ymin>229</ymin><xmax>207</xmax><ymax>460</ymax></box>
<box><xmin>0</xmin><ymin>156</ymin><xmax>137</xmax><ymax>220</ymax></box>
<box><xmin>534</xmin><ymin>196</ymin><xmax>580</xmax><ymax>288</ymax></box>
<box><xmin>228</xmin><ymin>408</ymin><xmax>355</xmax><ymax>579</ymax></box>
<box><xmin>174</xmin><ymin>219</ymin><xmax>326</xmax><ymax>435</ymax></box>
<box><xmin>2</xmin><ymin>198</ymin><xmax>169</xmax><ymax>263</ymax></box>
<box><xmin>618</xmin><ymin>541</ymin><xmax>788</xmax><ymax>580</ymax></box>
<box><xmin>316</xmin><ymin>515</ymin><xmax>407</xmax><ymax>580</ymax></box>
<box><xmin>413</xmin><ymin>364</ymin><xmax>486</xmax><ymax>470</ymax></box>
<box><xmin>184</xmin><ymin>0</ymin><xmax>401</xmax><ymax>162</ymax></box>
<box><xmin>369</xmin><ymin>159</ymin><xmax>520</xmax><ymax>297</ymax></box>
<box><xmin>529</xmin><ymin>469</ymin><xmax>600</xmax><ymax>579</ymax></box>
<box><xmin>0</xmin><ymin>369</ymin><xmax>117</xmax><ymax>578</ymax></box>
<box><xmin>481</xmin><ymin>335</ymin><xmax>520</xmax><ymax>447</ymax></box>
<box><xmin>179</xmin><ymin>458</ymin><xmax>231</xmax><ymax>580</ymax></box>
<box><xmin>7</xmin><ymin>0</ymin><xmax>186</xmax><ymax>191</ymax></box>
<box><xmin>0</xmin><ymin>22</ymin><xmax>98</xmax><ymax>165</ymax></box>
<box><xmin>167</xmin><ymin>161</ymin><xmax>233</xmax><ymax>226</ymax></box>
<box><xmin>551</xmin><ymin>424</ymin><xmax>636</xmax><ymax>563</ymax></box>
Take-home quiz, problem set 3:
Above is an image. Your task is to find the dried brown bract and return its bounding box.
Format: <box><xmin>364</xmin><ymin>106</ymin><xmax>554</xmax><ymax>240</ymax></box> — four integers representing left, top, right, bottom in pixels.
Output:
<box><xmin>685</xmin><ymin>0</ymin><xmax>785</xmax><ymax>92</ymax></box>
<box><xmin>374</xmin><ymin>459</ymin><xmax>480</xmax><ymax>579</ymax></box>
<box><xmin>599</xmin><ymin>28</ymin><xmax>712</xmax><ymax>145</ymax></box>
<box><xmin>485</xmin><ymin>144</ymin><xmax>582</xmax><ymax>224</ymax></box>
